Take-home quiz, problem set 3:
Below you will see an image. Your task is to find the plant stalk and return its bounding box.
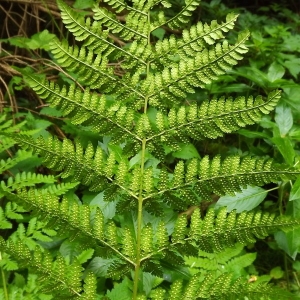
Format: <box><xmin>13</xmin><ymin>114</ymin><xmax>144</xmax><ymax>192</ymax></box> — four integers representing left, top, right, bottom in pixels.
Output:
<box><xmin>0</xmin><ymin>252</ymin><xmax>9</xmax><ymax>300</ymax></box>
<box><xmin>133</xmin><ymin>138</ymin><xmax>147</xmax><ymax>299</ymax></box>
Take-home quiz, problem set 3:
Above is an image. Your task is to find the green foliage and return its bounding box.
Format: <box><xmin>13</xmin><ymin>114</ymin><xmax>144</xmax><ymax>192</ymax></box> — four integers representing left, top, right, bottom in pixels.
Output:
<box><xmin>1</xmin><ymin>0</ymin><xmax>300</xmax><ymax>299</ymax></box>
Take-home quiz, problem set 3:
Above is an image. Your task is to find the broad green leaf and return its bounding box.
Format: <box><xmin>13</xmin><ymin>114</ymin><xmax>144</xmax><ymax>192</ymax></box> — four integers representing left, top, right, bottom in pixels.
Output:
<box><xmin>142</xmin><ymin>272</ymin><xmax>164</xmax><ymax>296</ymax></box>
<box><xmin>59</xmin><ymin>240</ymin><xmax>82</xmax><ymax>260</ymax></box>
<box><xmin>108</xmin><ymin>144</ymin><xmax>123</xmax><ymax>162</ymax></box>
<box><xmin>87</xmin><ymin>257</ymin><xmax>116</xmax><ymax>277</ymax></box>
<box><xmin>209</xmin><ymin>83</ymin><xmax>252</xmax><ymax>94</ymax></box>
<box><xmin>172</xmin><ymin>143</ymin><xmax>200</xmax><ymax>159</ymax></box>
<box><xmin>90</xmin><ymin>192</ymin><xmax>116</xmax><ymax>220</ymax></box>
<box><xmin>289</xmin><ymin>129</ymin><xmax>300</xmax><ymax>139</ymax></box>
<box><xmin>283</xmin><ymin>86</ymin><xmax>300</xmax><ymax>112</ymax></box>
<box><xmin>161</xmin><ymin>259</ymin><xmax>190</xmax><ymax>281</ymax></box>
<box><xmin>26</xmin><ymin>30</ymin><xmax>56</xmax><ymax>50</ymax></box>
<box><xmin>290</xmin><ymin>177</ymin><xmax>300</xmax><ymax>201</ymax></box>
<box><xmin>282</xmin><ymin>34</ymin><xmax>300</xmax><ymax>52</ymax></box>
<box><xmin>151</xmin><ymin>28</ymin><xmax>166</xmax><ymax>40</ymax></box>
<box><xmin>215</xmin><ymin>185</ymin><xmax>267</xmax><ymax>213</ymax></box>
<box><xmin>12</xmin><ymin>273</ymin><xmax>26</xmax><ymax>287</ymax></box>
<box><xmin>238</xmin><ymin>129</ymin><xmax>269</xmax><ymax>139</ymax></box>
<box><xmin>282</xmin><ymin>57</ymin><xmax>300</xmax><ymax>78</ymax></box>
<box><xmin>267</xmin><ymin>62</ymin><xmax>285</xmax><ymax>82</ymax></box>
<box><xmin>40</xmin><ymin>107</ymin><xmax>63</xmax><ymax>118</ymax></box>
<box><xmin>259</xmin><ymin>115</ymin><xmax>276</xmax><ymax>129</ymax></box>
<box><xmin>275</xmin><ymin>195</ymin><xmax>300</xmax><ymax>259</ymax></box>
<box><xmin>274</xmin><ymin>230</ymin><xmax>300</xmax><ymax>260</ymax></box>
<box><xmin>129</xmin><ymin>150</ymin><xmax>152</xmax><ymax>168</ymax></box>
<box><xmin>275</xmin><ymin>105</ymin><xmax>293</xmax><ymax>136</ymax></box>
<box><xmin>106</xmin><ymin>278</ymin><xmax>132</xmax><ymax>300</ymax></box>
<box><xmin>293</xmin><ymin>260</ymin><xmax>300</xmax><ymax>272</ymax></box>
<box><xmin>232</xmin><ymin>67</ymin><xmax>269</xmax><ymax>88</ymax></box>
<box><xmin>77</xmin><ymin>249</ymin><xmax>94</xmax><ymax>264</ymax></box>
<box><xmin>271</xmin><ymin>137</ymin><xmax>295</xmax><ymax>165</ymax></box>
<box><xmin>5</xmin><ymin>36</ymin><xmax>31</xmax><ymax>48</ymax></box>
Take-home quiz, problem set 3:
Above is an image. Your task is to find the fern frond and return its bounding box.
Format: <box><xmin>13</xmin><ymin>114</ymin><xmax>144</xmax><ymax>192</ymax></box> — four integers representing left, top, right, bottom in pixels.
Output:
<box><xmin>0</xmin><ymin>238</ymin><xmax>84</xmax><ymax>297</ymax></box>
<box><xmin>187</xmin><ymin>208</ymin><xmax>300</xmax><ymax>252</ymax></box>
<box><xmin>0</xmin><ymin>172</ymin><xmax>55</xmax><ymax>193</ymax></box>
<box><xmin>185</xmin><ymin>244</ymin><xmax>256</xmax><ymax>275</ymax></box>
<box><xmin>179</xmin><ymin>12</ymin><xmax>239</xmax><ymax>56</ymax></box>
<box><xmin>149</xmin><ymin>90</ymin><xmax>280</xmax><ymax>144</ymax></box>
<box><xmin>41</xmin><ymin>182</ymin><xmax>79</xmax><ymax>196</ymax></box>
<box><xmin>154</xmin><ymin>12</ymin><xmax>238</xmax><ymax>68</ymax></box>
<box><xmin>0</xmin><ymin>136</ymin><xmax>15</xmax><ymax>154</ymax></box>
<box><xmin>194</xmin><ymin>154</ymin><xmax>297</xmax><ymax>200</ymax></box>
<box><xmin>22</xmin><ymin>74</ymin><xmax>139</xmax><ymax>141</ymax></box>
<box><xmin>93</xmin><ymin>6</ymin><xmax>148</xmax><ymax>40</ymax></box>
<box><xmin>164</xmin><ymin>0</ymin><xmax>201</xmax><ymax>30</ymax></box>
<box><xmin>57</xmin><ymin>0</ymin><xmax>148</xmax><ymax>65</ymax></box>
<box><xmin>103</xmin><ymin>0</ymin><xmax>146</xmax><ymax>14</ymax></box>
<box><xmin>6</xmin><ymin>134</ymin><xmax>108</xmax><ymax>192</ymax></box>
<box><xmin>50</xmin><ymin>38</ymin><xmax>117</xmax><ymax>91</ymax></box>
<box><xmin>150</xmin><ymin>154</ymin><xmax>299</xmax><ymax>202</ymax></box>
<box><xmin>4</xmin><ymin>188</ymin><xmax>135</xmax><ymax>266</ymax></box>
<box><xmin>57</xmin><ymin>0</ymin><xmax>155</xmax><ymax>76</ymax></box>
<box><xmin>147</xmin><ymin>31</ymin><xmax>249</xmax><ymax>107</ymax></box>
<box><xmin>0</xmin><ymin>150</ymin><xmax>32</xmax><ymax>174</ymax></box>
<box><xmin>194</xmin><ymin>272</ymin><xmax>294</xmax><ymax>299</ymax></box>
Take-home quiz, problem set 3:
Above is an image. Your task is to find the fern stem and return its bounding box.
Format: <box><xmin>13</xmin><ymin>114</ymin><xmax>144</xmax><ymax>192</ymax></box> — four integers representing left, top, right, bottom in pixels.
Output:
<box><xmin>133</xmin><ymin>138</ymin><xmax>147</xmax><ymax>299</ymax></box>
<box><xmin>0</xmin><ymin>252</ymin><xmax>8</xmax><ymax>300</ymax></box>
<box><xmin>132</xmin><ymin>11</ymin><xmax>153</xmax><ymax>297</ymax></box>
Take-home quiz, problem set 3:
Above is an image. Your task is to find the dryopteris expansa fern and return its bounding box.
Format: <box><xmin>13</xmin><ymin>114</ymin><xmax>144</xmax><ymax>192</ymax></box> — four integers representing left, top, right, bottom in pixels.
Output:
<box><xmin>1</xmin><ymin>0</ymin><xmax>300</xmax><ymax>299</ymax></box>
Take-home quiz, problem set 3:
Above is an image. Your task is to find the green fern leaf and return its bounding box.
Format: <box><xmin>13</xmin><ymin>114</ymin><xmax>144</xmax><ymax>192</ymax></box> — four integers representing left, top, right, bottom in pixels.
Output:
<box><xmin>93</xmin><ymin>6</ymin><xmax>147</xmax><ymax>41</ymax></box>
<box><xmin>0</xmin><ymin>172</ymin><xmax>55</xmax><ymax>193</ymax></box>
<box><xmin>155</xmin><ymin>12</ymin><xmax>238</xmax><ymax>66</ymax></box>
<box><xmin>150</xmin><ymin>90</ymin><xmax>281</xmax><ymax>143</ymax></box>
<box><xmin>164</xmin><ymin>0</ymin><xmax>201</xmax><ymax>30</ymax></box>
<box><xmin>147</xmin><ymin>31</ymin><xmax>249</xmax><ymax>107</ymax></box>
<box><xmin>50</xmin><ymin>38</ymin><xmax>117</xmax><ymax>91</ymax></box>
<box><xmin>21</xmin><ymin>74</ymin><xmax>139</xmax><ymax>142</ymax></box>
<box><xmin>6</xmin><ymin>134</ymin><xmax>108</xmax><ymax>192</ymax></box>
<box><xmin>187</xmin><ymin>207</ymin><xmax>300</xmax><ymax>252</ymax></box>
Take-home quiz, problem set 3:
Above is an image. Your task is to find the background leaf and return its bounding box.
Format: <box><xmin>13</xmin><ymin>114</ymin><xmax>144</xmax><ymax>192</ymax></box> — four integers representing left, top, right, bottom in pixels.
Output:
<box><xmin>275</xmin><ymin>105</ymin><xmax>293</xmax><ymax>137</ymax></box>
<box><xmin>267</xmin><ymin>62</ymin><xmax>285</xmax><ymax>82</ymax></box>
<box><xmin>172</xmin><ymin>143</ymin><xmax>200</xmax><ymax>159</ymax></box>
<box><xmin>289</xmin><ymin>177</ymin><xmax>300</xmax><ymax>202</ymax></box>
<box><xmin>215</xmin><ymin>185</ymin><xmax>268</xmax><ymax>212</ymax></box>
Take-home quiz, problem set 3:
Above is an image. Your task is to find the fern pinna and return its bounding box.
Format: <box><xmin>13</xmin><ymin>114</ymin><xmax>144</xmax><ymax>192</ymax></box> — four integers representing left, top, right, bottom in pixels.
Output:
<box><xmin>1</xmin><ymin>0</ymin><xmax>300</xmax><ymax>299</ymax></box>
